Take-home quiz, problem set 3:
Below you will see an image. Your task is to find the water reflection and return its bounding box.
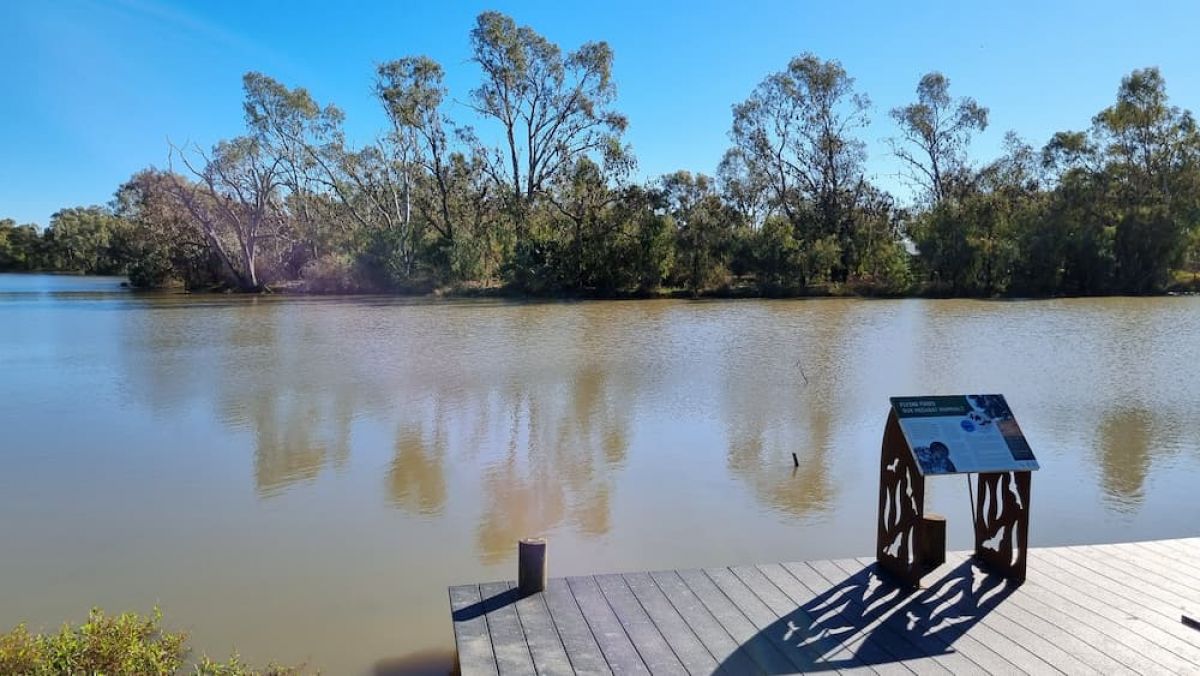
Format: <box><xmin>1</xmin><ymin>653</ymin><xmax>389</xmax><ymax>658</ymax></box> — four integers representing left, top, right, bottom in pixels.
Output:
<box><xmin>108</xmin><ymin>292</ymin><xmax>1200</xmax><ymax>536</ymax></box>
<box><xmin>248</xmin><ymin>392</ymin><xmax>353</xmax><ymax>497</ymax></box>
<box><xmin>1097</xmin><ymin>408</ymin><xmax>1153</xmax><ymax>510</ymax></box>
<box><xmin>388</xmin><ymin>425</ymin><xmax>447</xmax><ymax>515</ymax></box>
<box><xmin>718</xmin><ymin>301</ymin><xmax>863</xmax><ymax>519</ymax></box>
<box><xmin>214</xmin><ymin>303</ymin><xmax>362</xmax><ymax>496</ymax></box>
<box><xmin>473</xmin><ymin>360</ymin><xmax>628</xmax><ymax>562</ymax></box>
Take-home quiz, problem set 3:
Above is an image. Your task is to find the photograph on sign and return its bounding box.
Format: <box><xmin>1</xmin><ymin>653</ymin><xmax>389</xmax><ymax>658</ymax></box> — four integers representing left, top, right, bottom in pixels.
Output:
<box><xmin>890</xmin><ymin>394</ymin><xmax>1039</xmax><ymax>475</ymax></box>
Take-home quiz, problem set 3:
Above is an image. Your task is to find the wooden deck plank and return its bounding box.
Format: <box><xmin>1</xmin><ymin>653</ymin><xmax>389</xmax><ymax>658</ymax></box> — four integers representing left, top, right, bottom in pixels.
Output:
<box><xmin>1024</xmin><ymin>553</ymin><xmax>1200</xmax><ymax>668</ymax></box>
<box><xmin>847</xmin><ymin>555</ymin><xmax>1097</xmax><ymax>676</ymax></box>
<box><xmin>847</xmin><ymin>555</ymin><xmax>1063</xmax><ymax>675</ymax></box>
<box><xmin>990</xmin><ymin>580</ymin><xmax>1167</xmax><ymax>676</ymax></box>
<box><xmin>510</xmin><ymin>581</ymin><xmax>576</xmax><ymax>676</ymax></box>
<box><xmin>543</xmin><ymin>578</ymin><xmax>612</xmax><ymax>675</ymax></box>
<box><xmin>754</xmin><ymin>561</ymin><xmax>884</xmax><ymax>673</ymax></box>
<box><xmin>450</xmin><ymin>539</ymin><xmax>1200</xmax><ymax>676</ymax></box>
<box><xmin>973</xmin><ymin>585</ymin><xmax>1135</xmax><ymax>675</ymax></box>
<box><xmin>1072</xmin><ymin>544</ymin><xmax>1200</xmax><ymax>601</ymax></box>
<box><xmin>1148</xmin><ymin>537</ymin><xmax>1200</xmax><ymax>558</ymax></box>
<box><xmin>621</xmin><ymin>572</ymin><xmax>722</xmax><ymax>675</ymax></box>
<box><xmin>1127</xmin><ymin>540</ymin><xmax>1200</xmax><ymax>588</ymax></box>
<box><xmin>805</xmin><ymin>558</ymin><xmax>963</xmax><ymax>676</ymax></box>
<box><xmin>645</xmin><ymin>570</ymin><xmax>761</xmax><ymax>675</ymax></box>
<box><xmin>700</xmin><ymin>567</ymin><xmax>821</xmax><ymax>674</ymax></box>
<box><xmin>594</xmin><ymin>573</ymin><xmax>688</xmax><ymax>675</ymax></box>
<box><xmin>1034</xmin><ymin>548</ymin><xmax>1199</xmax><ymax>632</ymax></box>
<box><xmin>479</xmin><ymin>581</ymin><xmax>538</xmax><ymax>676</ymax></box>
<box><xmin>450</xmin><ymin>584</ymin><xmax>500</xmax><ymax>676</ymax></box>
<box><xmin>964</xmin><ymin>596</ymin><xmax>1101</xmax><ymax>675</ymax></box>
<box><xmin>567</xmin><ymin>575</ymin><xmax>651</xmax><ymax>675</ymax></box>
<box><xmin>672</xmin><ymin>569</ymin><xmax>797</xmax><ymax>674</ymax></box>
<box><xmin>1003</xmin><ymin>568</ymin><xmax>1197</xmax><ymax>674</ymax></box>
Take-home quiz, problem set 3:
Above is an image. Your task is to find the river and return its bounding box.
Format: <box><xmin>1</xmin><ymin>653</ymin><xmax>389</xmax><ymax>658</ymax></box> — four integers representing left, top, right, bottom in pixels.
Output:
<box><xmin>1</xmin><ymin>273</ymin><xmax>1198</xmax><ymax>674</ymax></box>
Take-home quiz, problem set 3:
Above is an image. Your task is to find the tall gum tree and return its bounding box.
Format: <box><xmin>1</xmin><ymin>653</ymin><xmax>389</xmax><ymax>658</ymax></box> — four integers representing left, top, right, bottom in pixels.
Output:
<box><xmin>468</xmin><ymin>11</ymin><xmax>627</xmax><ymax>215</ymax></box>
<box><xmin>889</xmin><ymin>72</ymin><xmax>989</xmax><ymax>205</ymax></box>
<box><xmin>242</xmin><ymin>72</ymin><xmax>347</xmax><ymax>261</ymax></box>
<box><xmin>169</xmin><ymin>137</ymin><xmax>287</xmax><ymax>290</ymax></box>
<box><xmin>730</xmin><ymin>54</ymin><xmax>872</xmax><ymax>277</ymax></box>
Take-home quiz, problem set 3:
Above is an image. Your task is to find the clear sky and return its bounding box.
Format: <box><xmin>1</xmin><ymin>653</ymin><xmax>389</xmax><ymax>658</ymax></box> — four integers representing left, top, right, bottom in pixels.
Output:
<box><xmin>4</xmin><ymin>0</ymin><xmax>1199</xmax><ymax>227</ymax></box>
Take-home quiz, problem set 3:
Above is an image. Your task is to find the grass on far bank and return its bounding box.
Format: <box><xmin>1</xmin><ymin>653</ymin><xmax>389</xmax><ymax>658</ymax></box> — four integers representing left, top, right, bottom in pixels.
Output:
<box><xmin>0</xmin><ymin>608</ymin><xmax>298</xmax><ymax>675</ymax></box>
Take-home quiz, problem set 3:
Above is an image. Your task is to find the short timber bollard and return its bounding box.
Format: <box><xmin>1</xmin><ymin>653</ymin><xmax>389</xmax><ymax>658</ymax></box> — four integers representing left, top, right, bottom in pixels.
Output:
<box><xmin>518</xmin><ymin>538</ymin><xmax>547</xmax><ymax>597</ymax></box>
<box><xmin>918</xmin><ymin>513</ymin><xmax>946</xmax><ymax>570</ymax></box>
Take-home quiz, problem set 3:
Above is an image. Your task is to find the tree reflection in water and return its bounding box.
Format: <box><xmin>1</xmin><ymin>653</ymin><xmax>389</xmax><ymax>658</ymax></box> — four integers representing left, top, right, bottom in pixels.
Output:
<box><xmin>388</xmin><ymin>426</ymin><xmax>447</xmax><ymax>515</ymax></box>
<box><xmin>720</xmin><ymin>303</ymin><xmax>857</xmax><ymax>519</ymax></box>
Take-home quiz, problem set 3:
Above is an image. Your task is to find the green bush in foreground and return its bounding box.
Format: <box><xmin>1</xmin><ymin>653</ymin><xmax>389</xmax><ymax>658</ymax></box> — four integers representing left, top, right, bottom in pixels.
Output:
<box><xmin>0</xmin><ymin>608</ymin><xmax>296</xmax><ymax>675</ymax></box>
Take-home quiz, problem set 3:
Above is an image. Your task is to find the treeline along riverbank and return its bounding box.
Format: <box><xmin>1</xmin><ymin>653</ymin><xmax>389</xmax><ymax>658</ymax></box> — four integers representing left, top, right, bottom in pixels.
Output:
<box><xmin>3</xmin><ymin>11</ymin><xmax>1200</xmax><ymax>298</ymax></box>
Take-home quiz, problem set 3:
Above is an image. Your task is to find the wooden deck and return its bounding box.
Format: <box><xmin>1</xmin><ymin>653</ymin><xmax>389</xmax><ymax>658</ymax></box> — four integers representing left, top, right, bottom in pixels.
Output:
<box><xmin>449</xmin><ymin>537</ymin><xmax>1200</xmax><ymax>675</ymax></box>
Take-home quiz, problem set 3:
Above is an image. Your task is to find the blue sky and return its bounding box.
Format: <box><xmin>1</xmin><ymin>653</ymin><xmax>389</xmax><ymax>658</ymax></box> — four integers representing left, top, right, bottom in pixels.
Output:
<box><xmin>3</xmin><ymin>0</ymin><xmax>1199</xmax><ymax>227</ymax></box>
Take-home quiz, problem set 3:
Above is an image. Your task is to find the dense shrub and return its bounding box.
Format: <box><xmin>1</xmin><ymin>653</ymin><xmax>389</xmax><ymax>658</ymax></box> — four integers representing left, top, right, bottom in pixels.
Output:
<box><xmin>0</xmin><ymin>608</ymin><xmax>296</xmax><ymax>676</ymax></box>
<box><xmin>299</xmin><ymin>253</ymin><xmax>369</xmax><ymax>294</ymax></box>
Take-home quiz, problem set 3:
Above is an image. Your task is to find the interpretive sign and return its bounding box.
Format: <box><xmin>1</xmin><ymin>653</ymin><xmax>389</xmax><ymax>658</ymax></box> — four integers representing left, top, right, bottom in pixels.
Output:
<box><xmin>890</xmin><ymin>394</ymin><xmax>1039</xmax><ymax>476</ymax></box>
<box><xmin>877</xmin><ymin>393</ymin><xmax>1037</xmax><ymax>586</ymax></box>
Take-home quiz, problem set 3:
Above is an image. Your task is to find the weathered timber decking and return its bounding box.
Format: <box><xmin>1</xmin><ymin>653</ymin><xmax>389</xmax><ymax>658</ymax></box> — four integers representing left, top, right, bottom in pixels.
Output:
<box><xmin>449</xmin><ymin>537</ymin><xmax>1200</xmax><ymax>675</ymax></box>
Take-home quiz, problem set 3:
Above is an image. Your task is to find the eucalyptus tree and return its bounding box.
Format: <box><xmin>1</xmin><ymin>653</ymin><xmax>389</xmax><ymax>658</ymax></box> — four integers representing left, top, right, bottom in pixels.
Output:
<box><xmin>242</xmin><ymin>72</ymin><xmax>347</xmax><ymax>261</ymax></box>
<box><xmin>660</xmin><ymin>171</ymin><xmax>731</xmax><ymax>294</ymax></box>
<box><xmin>1091</xmin><ymin>67</ymin><xmax>1198</xmax><ymax>291</ymax></box>
<box><xmin>114</xmin><ymin>169</ymin><xmax>214</xmax><ymax>288</ymax></box>
<box><xmin>468</xmin><ymin>11</ymin><xmax>627</xmax><ymax>214</ymax></box>
<box><xmin>376</xmin><ymin>57</ymin><xmax>455</xmax><ymax>244</ymax></box>
<box><xmin>239</xmin><ymin>70</ymin><xmax>431</xmax><ymax>281</ymax></box>
<box><xmin>909</xmin><ymin>132</ymin><xmax>1034</xmax><ymax>295</ymax></box>
<box><xmin>375</xmin><ymin>55</ymin><xmax>501</xmax><ymax>281</ymax></box>
<box><xmin>716</xmin><ymin>147</ymin><xmax>770</xmax><ymax>229</ymax></box>
<box><xmin>730</xmin><ymin>54</ymin><xmax>872</xmax><ymax>276</ymax></box>
<box><xmin>0</xmin><ymin>219</ymin><xmax>44</xmax><ymax>271</ymax></box>
<box><xmin>169</xmin><ymin>137</ymin><xmax>288</xmax><ymax>290</ymax></box>
<box><xmin>43</xmin><ymin>206</ymin><xmax>131</xmax><ymax>274</ymax></box>
<box><xmin>1093</xmin><ymin>67</ymin><xmax>1196</xmax><ymax>197</ymax></box>
<box><xmin>889</xmin><ymin>72</ymin><xmax>989</xmax><ymax>204</ymax></box>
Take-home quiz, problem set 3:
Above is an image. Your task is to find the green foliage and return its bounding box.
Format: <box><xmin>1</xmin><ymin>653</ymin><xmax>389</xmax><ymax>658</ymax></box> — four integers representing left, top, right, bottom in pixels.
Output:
<box><xmin>194</xmin><ymin>654</ymin><xmax>297</xmax><ymax>676</ymax></box>
<box><xmin>0</xmin><ymin>608</ymin><xmax>185</xmax><ymax>675</ymax></box>
<box><xmin>908</xmin><ymin>67</ymin><xmax>1200</xmax><ymax>296</ymax></box>
<box><xmin>0</xmin><ymin>609</ymin><xmax>296</xmax><ymax>676</ymax></box>
<box><xmin>299</xmin><ymin>253</ymin><xmax>365</xmax><ymax>293</ymax></box>
<box><xmin>0</xmin><ymin>219</ymin><xmax>45</xmax><ymax>271</ymax></box>
<box><xmin>890</xmin><ymin>72</ymin><xmax>989</xmax><ymax>204</ymax></box>
<box><xmin>660</xmin><ymin>171</ymin><xmax>732</xmax><ymax>295</ymax></box>
<box><xmin>0</xmin><ymin>209</ymin><xmax>134</xmax><ymax>275</ymax></box>
<box><xmin>357</xmin><ymin>226</ymin><xmax>431</xmax><ymax>292</ymax></box>
<box><xmin>745</xmin><ymin>216</ymin><xmax>803</xmax><ymax>292</ymax></box>
<box><xmin>1114</xmin><ymin>202</ymin><xmax>1185</xmax><ymax>292</ymax></box>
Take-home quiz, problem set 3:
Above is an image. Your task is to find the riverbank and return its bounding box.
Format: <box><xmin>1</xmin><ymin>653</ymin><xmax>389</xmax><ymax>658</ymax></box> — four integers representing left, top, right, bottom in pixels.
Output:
<box><xmin>111</xmin><ymin>272</ymin><xmax>1200</xmax><ymax>300</ymax></box>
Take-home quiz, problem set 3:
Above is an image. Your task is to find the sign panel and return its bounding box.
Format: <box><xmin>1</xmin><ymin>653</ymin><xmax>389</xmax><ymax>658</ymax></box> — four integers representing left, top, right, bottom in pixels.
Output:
<box><xmin>890</xmin><ymin>395</ymin><xmax>1039</xmax><ymax>475</ymax></box>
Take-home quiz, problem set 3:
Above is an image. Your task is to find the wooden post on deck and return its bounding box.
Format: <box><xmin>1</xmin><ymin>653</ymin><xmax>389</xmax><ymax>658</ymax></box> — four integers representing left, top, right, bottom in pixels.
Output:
<box><xmin>518</xmin><ymin>538</ymin><xmax>547</xmax><ymax>596</ymax></box>
<box><xmin>918</xmin><ymin>513</ymin><xmax>947</xmax><ymax>570</ymax></box>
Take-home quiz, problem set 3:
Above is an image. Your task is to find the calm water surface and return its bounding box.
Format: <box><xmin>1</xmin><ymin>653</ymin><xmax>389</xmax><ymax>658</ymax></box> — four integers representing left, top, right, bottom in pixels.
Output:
<box><xmin>2</xmin><ymin>273</ymin><xmax>1198</xmax><ymax>673</ymax></box>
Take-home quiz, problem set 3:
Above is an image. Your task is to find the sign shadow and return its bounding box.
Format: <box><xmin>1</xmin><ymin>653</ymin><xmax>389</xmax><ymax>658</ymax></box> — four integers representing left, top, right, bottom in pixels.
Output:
<box><xmin>718</xmin><ymin>558</ymin><xmax>1018</xmax><ymax>674</ymax></box>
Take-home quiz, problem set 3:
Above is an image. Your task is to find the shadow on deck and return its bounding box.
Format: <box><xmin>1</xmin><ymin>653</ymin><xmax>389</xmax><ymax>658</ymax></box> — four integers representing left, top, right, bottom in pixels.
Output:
<box><xmin>714</xmin><ymin>558</ymin><xmax>1017</xmax><ymax>673</ymax></box>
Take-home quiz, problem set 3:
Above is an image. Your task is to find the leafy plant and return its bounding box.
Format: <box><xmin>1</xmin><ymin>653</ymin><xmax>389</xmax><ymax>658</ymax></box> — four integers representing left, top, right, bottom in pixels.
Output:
<box><xmin>0</xmin><ymin>608</ymin><xmax>297</xmax><ymax>676</ymax></box>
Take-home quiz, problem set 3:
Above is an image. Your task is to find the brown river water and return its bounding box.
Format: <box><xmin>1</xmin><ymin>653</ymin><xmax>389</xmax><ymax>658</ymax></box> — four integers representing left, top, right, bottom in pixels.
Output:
<box><xmin>1</xmin><ymin>273</ymin><xmax>1198</xmax><ymax>674</ymax></box>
